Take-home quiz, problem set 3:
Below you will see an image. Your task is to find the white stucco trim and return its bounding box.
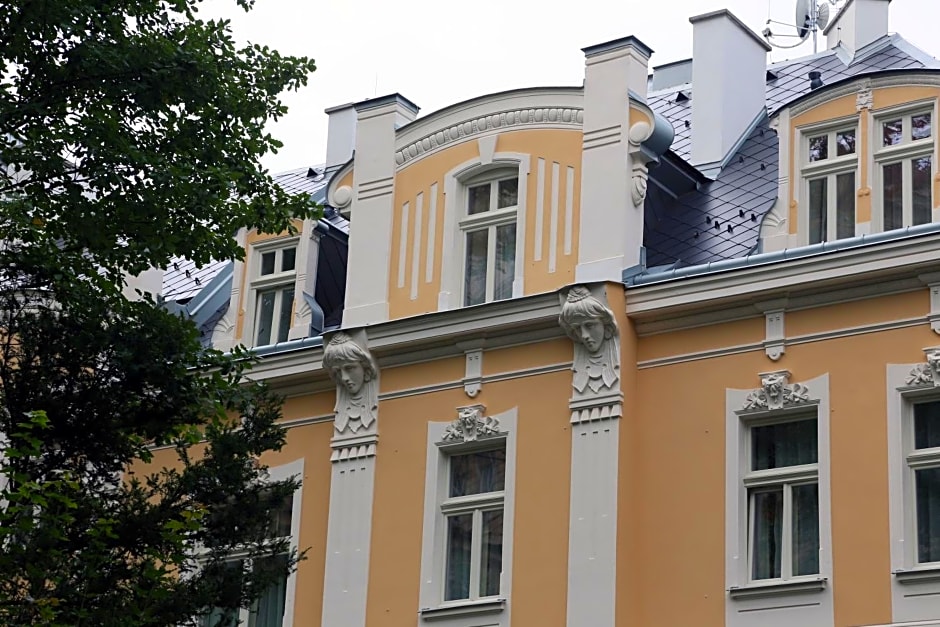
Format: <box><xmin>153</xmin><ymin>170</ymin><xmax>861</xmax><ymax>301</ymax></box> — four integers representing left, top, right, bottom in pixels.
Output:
<box><xmin>439</xmin><ymin>154</ymin><xmax>530</xmax><ymax>311</ymax></box>
<box><xmin>417</xmin><ymin>408</ymin><xmax>517</xmax><ymax>627</ymax></box>
<box><xmin>265</xmin><ymin>458</ymin><xmax>304</xmax><ymax>627</ymax></box>
<box><xmin>725</xmin><ymin>373</ymin><xmax>834</xmax><ymax>627</ymax></box>
<box><xmin>887</xmin><ymin>362</ymin><xmax>940</xmax><ymax>622</ymax></box>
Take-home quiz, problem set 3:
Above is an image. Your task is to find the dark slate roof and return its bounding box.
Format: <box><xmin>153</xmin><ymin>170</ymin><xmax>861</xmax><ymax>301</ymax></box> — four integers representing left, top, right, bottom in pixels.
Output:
<box><xmin>644</xmin><ymin>116</ymin><xmax>778</xmax><ymax>267</ymax></box>
<box><xmin>642</xmin><ymin>35</ymin><xmax>938</xmax><ymax>267</ymax></box>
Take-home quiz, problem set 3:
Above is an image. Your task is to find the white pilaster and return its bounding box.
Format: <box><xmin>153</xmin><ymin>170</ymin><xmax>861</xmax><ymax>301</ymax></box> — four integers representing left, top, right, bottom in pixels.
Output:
<box><xmin>576</xmin><ymin>36</ymin><xmax>653</xmax><ymax>283</ymax></box>
<box><xmin>343</xmin><ymin>94</ymin><xmax>419</xmax><ymax>327</ymax></box>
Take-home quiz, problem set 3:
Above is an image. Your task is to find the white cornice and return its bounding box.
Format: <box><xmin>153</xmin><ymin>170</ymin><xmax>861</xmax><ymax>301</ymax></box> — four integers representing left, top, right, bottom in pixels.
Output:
<box><xmin>627</xmin><ymin>233</ymin><xmax>940</xmax><ymax>331</ymax></box>
<box><xmin>394</xmin><ymin>88</ymin><xmax>584</xmax><ymax>169</ymax></box>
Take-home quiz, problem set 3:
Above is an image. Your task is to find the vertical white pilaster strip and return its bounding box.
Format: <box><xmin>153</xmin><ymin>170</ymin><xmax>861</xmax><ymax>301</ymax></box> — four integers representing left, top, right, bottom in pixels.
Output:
<box><xmin>398</xmin><ymin>201</ymin><xmax>409</xmax><ymax>289</ymax></box>
<box><xmin>535</xmin><ymin>158</ymin><xmax>545</xmax><ymax>261</ymax></box>
<box><xmin>567</xmin><ymin>419</ymin><xmax>619</xmax><ymax>627</ymax></box>
<box><xmin>426</xmin><ymin>183</ymin><xmax>438</xmax><ymax>284</ymax></box>
<box><xmin>322</xmin><ymin>456</ymin><xmax>376</xmax><ymax>627</ymax></box>
<box><xmin>549</xmin><ymin>162</ymin><xmax>560</xmax><ymax>273</ymax></box>
<box><xmin>411</xmin><ymin>193</ymin><xmax>423</xmax><ymax>300</ymax></box>
<box><xmin>564</xmin><ymin>166</ymin><xmax>575</xmax><ymax>256</ymax></box>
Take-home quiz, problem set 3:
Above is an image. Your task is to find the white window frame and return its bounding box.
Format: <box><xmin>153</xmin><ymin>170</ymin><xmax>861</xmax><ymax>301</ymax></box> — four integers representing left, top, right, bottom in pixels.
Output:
<box><xmin>417</xmin><ymin>408</ymin><xmax>517</xmax><ymax>626</ymax></box>
<box><xmin>439</xmin><ymin>155</ymin><xmax>529</xmax><ymax>312</ymax></box>
<box><xmin>459</xmin><ymin>170</ymin><xmax>519</xmax><ymax>307</ymax></box>
<box><xmin>887</xmin><ymin>363</ymin><xmax>940</xmax><ymax>622</ymax></box>
<box><xmin>246</xmin><ymin>238</ymin><xmax>299</xmax><ymax>348</ymax></box>
<box><xmin>872</xmin><ymin>101</ymin><xmax>938</xmax><ymax>234</ymax></box>
<box><xmin>197</xmin><ymin>458</ymin><xmax>304</xmax><ymax>627</ymax></box>
<box><xmin>725</xmin><ymin>374</ymin><xmax>833</xmax><ymax>627</ymax></box>
<box><xmin>799</xmin><ymin>118</ymin><xmax>860</xmax><ymax>245</ymax></box>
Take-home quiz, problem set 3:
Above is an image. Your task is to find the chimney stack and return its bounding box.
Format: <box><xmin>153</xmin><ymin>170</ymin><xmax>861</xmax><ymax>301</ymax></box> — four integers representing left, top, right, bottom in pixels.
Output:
<box><xmin>324</xmin><ymin>102</ymin><xmax>357</xmax><ymax>169</ymax></box>
<box><xmin>824</xmin><ymin>0</ymin><xmax>891</xmax><ymax>56</ymax></box>
<box><xmin>689</xmin><ymin>10</ymin><xmax>770</xmax><ymax>178</ymax></box>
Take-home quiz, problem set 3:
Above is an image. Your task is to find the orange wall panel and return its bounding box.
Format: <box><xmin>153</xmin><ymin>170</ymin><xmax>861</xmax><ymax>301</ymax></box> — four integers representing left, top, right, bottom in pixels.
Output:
<box><xmin>786</xmin><ymin>290</ymin><xmax>927</xmax><ymax>338</ymax></box>
<box><xmin>482</xmin><ymin>337</ymin><xmax>571</xmax><ymax>376</ymax></box>
<box><xmin>637</xmin><ymin>316</ymin><xmax>765</xmax><ymax>363</ymax></box>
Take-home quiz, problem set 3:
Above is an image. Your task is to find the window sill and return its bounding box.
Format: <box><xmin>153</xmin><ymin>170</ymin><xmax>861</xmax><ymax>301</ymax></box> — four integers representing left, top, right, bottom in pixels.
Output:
<box><xmin>894</xmin><ymin>566</ymin><xmax>940</xmax><ymax>585</ymax></box>
<box><xmin>729</xmin><ymin>577</ymin><xmax>827</xmax><ymax>600</ymax></box>
<box><xmin>419</xmin><ymin>598</ymin><xmax>506</xmax><ymax>622</ymax></box>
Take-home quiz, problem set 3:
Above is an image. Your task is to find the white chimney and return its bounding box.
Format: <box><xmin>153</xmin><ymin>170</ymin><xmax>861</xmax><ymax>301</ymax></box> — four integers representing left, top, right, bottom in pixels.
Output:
<box><xmin>824</xmin><ymin>0</ymin><xmax>891</xmax><ymax>56</ymax></box>
<box><xmin>324</xmin><ymin>102</ymin><xmax>357</xmax><ymax>168</ymax></box>
<box><xmin>689</xmin><ymin>10</ymin><xmax>770</xmax><ymax>178</ymax></box>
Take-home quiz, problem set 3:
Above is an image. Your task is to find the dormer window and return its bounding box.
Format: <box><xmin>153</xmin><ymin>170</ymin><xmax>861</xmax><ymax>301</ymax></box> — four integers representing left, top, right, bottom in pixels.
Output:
<box><xmin>875</xmin><ymin>107</ymin><xmax>934</xmax><ymax>232</ymax></box>
<box><xmin>251</xmin><ymin>240</ymin><xmax>298</xmax><ymax>346</ymax></box>
<box><xmin>802</xmin><ymin>124</ymin><xmax>858</xmax><ymax>244</ymax></box>
<box><xmin>460</xmin><ymin>172</ymin><xmax>518</xmax><ymax>306</ymax></box>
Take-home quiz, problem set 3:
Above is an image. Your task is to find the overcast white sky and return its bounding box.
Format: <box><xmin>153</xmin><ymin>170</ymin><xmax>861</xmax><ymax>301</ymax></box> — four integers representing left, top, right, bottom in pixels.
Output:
<box><xmin>201</xmin><ymin>0</ymin><xmax>937</xmax><ymax>173</ymax></box>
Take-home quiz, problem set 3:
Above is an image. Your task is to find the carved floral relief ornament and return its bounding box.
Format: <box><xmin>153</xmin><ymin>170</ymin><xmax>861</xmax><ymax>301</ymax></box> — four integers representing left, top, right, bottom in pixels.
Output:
<box><xmin>441</xmin><ymin>405</ymin><xmax>500</xmax><ymax>443</ymax></box>
<box><xmin>742</xmin><ymin>370</ymin><xmax>811</xmax><ymax>411</ymax></box>
<box><xmin>559</xmin><ymin>286</ymin><xmax>621</xmax><ymax>397</ymax></box>
<box><xmin>906</xmin><ymin>347</ymin><xmax>940</xmax><ymax>387</ymax></box>
<box><xmin>322</xmin><ymin>332</ymin><xmax>379</xmax><ymax>435</ymax></box>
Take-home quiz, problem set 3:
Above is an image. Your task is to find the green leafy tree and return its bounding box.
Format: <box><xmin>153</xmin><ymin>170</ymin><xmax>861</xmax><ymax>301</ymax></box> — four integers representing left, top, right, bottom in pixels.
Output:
<box><xmin>0</xmin><ymin>1</ymin><xmax>318</xmax><ymax>624</ymax></box>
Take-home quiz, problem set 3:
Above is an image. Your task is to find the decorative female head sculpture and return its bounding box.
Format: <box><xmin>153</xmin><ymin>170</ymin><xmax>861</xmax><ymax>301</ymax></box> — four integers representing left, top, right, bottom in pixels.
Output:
<box><xmin>323</xmin><ymin>332</ymin><xmax>379</xmax><ymax>434</ymax></box>
<box><xmin>558</xmin><ymin>286</ymin><xmax>620</xmax><ymax>395</ymax></box>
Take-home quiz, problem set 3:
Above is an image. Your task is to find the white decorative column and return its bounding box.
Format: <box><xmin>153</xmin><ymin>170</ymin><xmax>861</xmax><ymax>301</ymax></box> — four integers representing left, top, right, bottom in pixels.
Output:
<box><xmin>576</xmin><ymin>36</ymin><xmax>652</xmax><ymax>283</ymax></box>
<box><xmin>343</xmin><ymin>94</ymin><xmax>419</xmax><ymax>327</ymax></box>
<box><xmin>559</xmin><ymin>285</ymin><xmax>623</xmax><ymax>627</ymax></box>
<box><xmin>320</xmin><ymin>331</ymin><xmax>380</xmax><ymax>627</ymax></box>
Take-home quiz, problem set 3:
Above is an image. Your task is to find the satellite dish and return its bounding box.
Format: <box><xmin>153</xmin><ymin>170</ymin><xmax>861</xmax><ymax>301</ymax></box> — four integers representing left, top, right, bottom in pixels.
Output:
<box><xmin>817</xmin><ymin>2</ymin><xmax>831</xmax><ymax>30</ymax></box>
<box><xmin>795</xmin><ymin>0</ymin><xmax>813</xmax><ymax>40</ymax></box>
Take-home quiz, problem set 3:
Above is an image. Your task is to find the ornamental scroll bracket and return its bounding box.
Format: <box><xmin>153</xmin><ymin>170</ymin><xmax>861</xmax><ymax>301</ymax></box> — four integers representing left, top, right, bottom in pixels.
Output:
<box><xmin>906</xmin><ymin>347</ymin><xmax>940</xmax><ymax>387</ymax></box>
<box><xmin>441</xmin><ymin>405</ymin><xmax>500</xmax><ymax>443</ymax></box>
<box><xmin>628</xmin><ymin>121</ymin><xmax>656</xmax><ymax>208</ymax></box>
<box><xmin>741</xmin><ymin>370</ymin><xmax>812</xmax><ymax>411</ymax></box>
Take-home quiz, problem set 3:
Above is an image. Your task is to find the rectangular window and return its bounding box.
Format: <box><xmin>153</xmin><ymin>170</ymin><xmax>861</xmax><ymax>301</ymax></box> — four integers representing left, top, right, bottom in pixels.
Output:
<box><xmin>911</xmin><ymin>400</ymin><xmax>940</xmax><ymax>565</ymax></box>
<box><xmin>746</xmin><ymin>417</ymin><xmax>820</xmax><ymax>582</ymax></box>
<box><xmin>876</xmin><ymin>108</ymin><xmax>935</xmax><ymax>232</ymax></box>
<box><xmin>460</xmin><ymin>174</ymin><xmax>518</xmax><ymax>307</ymax></box>
<box><xmin>250</xmin><ymin>242</ymin><xmax>297</xmax><ymax>347</ymax></box>
<box><xmin>802</xmin><ymin>125</ymin><xmax>858</xmax><ymax>244</ymax></box>
<box><xmin>442</xmin><ymin>448</ymin><xmax>506</xmax><ymax>602</ymax></box>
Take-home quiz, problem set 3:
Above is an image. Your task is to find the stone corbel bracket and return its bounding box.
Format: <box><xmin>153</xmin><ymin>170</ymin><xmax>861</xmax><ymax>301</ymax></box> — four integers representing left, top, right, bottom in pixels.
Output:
<box><xmin>742</xmin><ymin>370</ymin><xmax>812</xmax><ymax>411</ymax></box>
<box><xmin>756</xmin><ymin>299</ymin><xmax>788</xmax><ymax>362</ymax></box>
<box><xmin>457</xmin><ymin>341</ymin><xmax>485</xmax><ymax>398</ymax></box>
<box><xmin>323</xmin><ymin>329</ymin><xmax>380</xmax><ymax>462</ymax></box>
<box><xmin>906</xmin><ymin>347</ymin><xmax>940</xmax><ymax>387</ymax></box>
<box><xmin>627</xmin><ymin>103</ymin><xmax>674</xmax><ymax>208</ymax></box>
<box><xmin>330</xmin><ymin>433</ymin><xmax>378</xmax><ymax>462</ymax></box>
<box><xmin>920</xmin><ymin>273</ymin><xmax>940</xmax><ymax>334</ymax></box>
<box><xmin>569</xmin><ymin>391</ymin><xmax>624</xmax><ymax>424</ymax></box>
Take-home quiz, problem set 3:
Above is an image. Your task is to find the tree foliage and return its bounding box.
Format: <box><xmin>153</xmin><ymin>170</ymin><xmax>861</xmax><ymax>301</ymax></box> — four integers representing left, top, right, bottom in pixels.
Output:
<box><xmin>0</xmin><ymin>1</ymin><xmax>318</xmax><ymax>624</ymax></box>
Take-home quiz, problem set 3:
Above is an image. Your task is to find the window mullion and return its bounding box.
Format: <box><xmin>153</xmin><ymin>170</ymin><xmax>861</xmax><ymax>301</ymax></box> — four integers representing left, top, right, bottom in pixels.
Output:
<box><xmin>827</xmin><ymin>173</ymin><xmax>838</xmax><ymax>242</ymax></box>
<box><xmin>469</xmin><ymin>509</ymin><xmax>482</xmax><ymax>599</ymax></box>
<box><xmin>747</xmin><ymin>489</ymin><xmax>757</xmax><ymax>581</ymax></box>
<box><xmin>782</xmin><ymin>483</ymin><xmax>793</xmax><ymax>579</ymax></box>
<box><xmin>903</xmin><ymin>158</ymin><xmax>914</xmax><ymax>227</ymax></box>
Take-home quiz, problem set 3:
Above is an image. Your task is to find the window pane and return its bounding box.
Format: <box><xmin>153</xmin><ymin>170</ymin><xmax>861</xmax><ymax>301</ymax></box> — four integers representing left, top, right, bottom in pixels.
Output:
<box><xmin>836</xmin><ymin>129</ymin><xmax>856</xmax><ymax>156</ymax></box>
<box><xmin>809</xmin><ymin>135</ymin><xmax>828</xmax><ymax>162</ymax></box>
<box><xmin>913</xmin><ymin>113</ymin><xmax>932</xmax><ymax>141</ymax></box>
<box><xmin>752</xmin><ymin>489</ymin><xmax>783</xmax><ymax>580</ymax></box>
<box><xmin>836</xmin><ymin>171</ymin><xmax>856</xmax><ymax>239</ymax></box>
<box><xmin>916</xmin><ymin>467</ymin><xmax>940</xmax><ymax>564</ymax></box>
<box><xmin>267</xmin><ymin>494</ymin><xmax>293</xmax><ymax>539</ymax></box>
<box><xmin>809</xmin><ymin>178</ymin><xmax>827</xmax><ymax>244</ymax></box>
<box><xmin>468</xmin><ymin>184</ymin><xmax>490</xmax><ymax>215</ymax></box>
<box><xmin>883</xmin><ymin>119</ymin><xmax>903</xmax><ymax>146</ymax></box>
<box><xmin>480</xmin><ymin>509</ymin><xmax>503</xmax><ymax>597</ymax></box>
<box><xmin>444</xmin><ymin>514</ymin><xmax>473</xmax><ymax>601</ymax></box>
<box><xmin>497</xmin><ymin>178</ymin><xmax>518</xmax><ymax>209</ymax></box>
<box><xmin>248</xmin><ymin>555</ymin><xmax>288</xmax><ymax>627</ymax></box>
<box><xmin>201</xmin><ymin>607</ymin><xmax>237</xmax><ymax>627</ymax></box>
<box><xmin>792</xmin><ymin>483</ymin><xmax>820</xmax><ymax>576</ymax></box>
<box><xmin>883</xmin><ymin>162</ymin><xmax>904</xmax><ymax>231</ymax></box>
<box><xmin>450</xmin><ymin>450</ymin><xmax>506</xmax><ymax>497</ymax></box>
<box><xmin>464</xmin><ymin>229</ymin><xmax>488</xmax><ymax>306</ymax></box>
<box><xmin>913</xmin><ymin>156</ymin><xmax>933</xmax><ymax>226</ymax></box>
<box><xmin>255</xmin><ymin>290</ymin><xmax>276</xmax><ymax>346</ymax></box>
<box><xmin>752</xmin><ymin>418</ymin><xmax>818</xmax><ymax>470</ymax></box>
<box><xmin>281</xmin><ymin>247</ymin><xmax>296</xmax><ymax>272</ymax></box>
<box><xmin>494</xmin><ymin>223</ymin><xmax>516</xmax><ymax>302</ymax></box>
<box><xmin>276</xmin><ymin>287</ymin><xmax>294</xmax><ymax>344</ymax></box>
<box><xmin>915</xmin><ymin>401</ymin><xmax>940</xmax><ymax>449</ymax></box>
<box><xmin>260</xmin><ymin>251</ymin><xmax>276</xmax><ymax>276</ymax></box>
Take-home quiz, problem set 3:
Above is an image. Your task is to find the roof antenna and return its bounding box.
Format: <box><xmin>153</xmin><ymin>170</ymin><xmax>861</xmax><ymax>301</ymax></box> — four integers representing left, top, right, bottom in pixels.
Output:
<box><xmin>374</xmin><ymin>73</ymin><xmax>379</xmax><ymax>98</ymax></box>
<box><xmin>762</xmin><ymin>0</ymin><xmax>844</xmax><ymax>54</ymax></box>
